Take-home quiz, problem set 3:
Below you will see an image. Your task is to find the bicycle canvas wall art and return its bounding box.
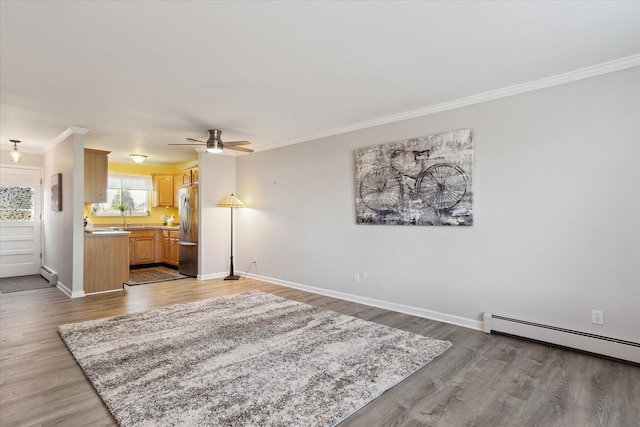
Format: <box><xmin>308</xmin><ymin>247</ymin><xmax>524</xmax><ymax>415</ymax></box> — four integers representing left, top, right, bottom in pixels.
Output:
<box><xmin>354</xmin><ymin>128</ymin><xmax>473</xmax><ymax>226</ymax></box>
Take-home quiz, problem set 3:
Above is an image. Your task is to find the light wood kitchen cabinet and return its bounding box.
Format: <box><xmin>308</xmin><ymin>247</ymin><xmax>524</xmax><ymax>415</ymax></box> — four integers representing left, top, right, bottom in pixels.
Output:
<box><xmin>174</xmin><ymin>167</ymin><xmax>198</xmax><ymax>207</ymax></box>
<box><xmin>84</xmin><ymin>149</ymin><xmax>110</xmax><ymax>203</ymax></box>
<box><xmin>174</xmin><ymin>173</ymin><xmax>183</xmax><ymax>208</ymax></box>
<box><xmin>84</xmin><ymin>233</ymin><xmax>129</xmax><ymax>293</ymax></box>
<box><xmin>152</xmin><ymin>174</ymin><xmax>174</xmax><ymax>207</ymax></box>
<box><xmin>129</xmin><ymin>229</ymin><xmax>156</xmax><ymax>265</ymax></box>
<box><xmin>161</xmin><ymin>229</ymin><xmax>180</xmax><ymax>266</ymax></box>
<box><xmin>128</xmin><ymin>237</ymin><xmax>135</xmax><ymax>265</ymax></box>
<box><xmin>180</xmin><ymin>167</ymin><xmax>199</xmax><ymax>186</ymax></box>
<box><xmin>181</xmin><ymin>169</ymin><xmax>192</xmax><ymax>186</ymax></box>
<box><xmin>161</xmin><ymin>233</ymin><xmax>169</xmax><ymax>264</ymax></box>
<box><xmin>170</xmin><ymin>232</ymin><xmax>180</xmax><ymax>265</ymax></box>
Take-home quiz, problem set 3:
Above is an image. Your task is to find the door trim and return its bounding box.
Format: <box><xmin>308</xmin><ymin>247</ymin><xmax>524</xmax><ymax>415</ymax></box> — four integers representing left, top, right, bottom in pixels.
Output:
<box><xmin>0</xmin><ymin>164</ymin><xmax>43</xmax><ymax>278</ymax></box>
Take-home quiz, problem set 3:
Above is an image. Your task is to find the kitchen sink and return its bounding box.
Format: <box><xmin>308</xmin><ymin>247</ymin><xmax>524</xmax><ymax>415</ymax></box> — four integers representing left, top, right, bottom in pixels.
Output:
<box><xmin>88</xmin><ymin>229</ymin><xmax>128</xmax><ymax>235</ymax></box>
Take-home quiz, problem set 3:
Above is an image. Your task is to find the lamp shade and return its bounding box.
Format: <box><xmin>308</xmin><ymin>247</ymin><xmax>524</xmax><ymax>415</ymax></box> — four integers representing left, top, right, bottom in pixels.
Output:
<box><xmin>218</xmin><ymin>193</ymin><xmax>245</xmax><ymax>208</ymax></box>
<box><xmin>9</xmin><ymin>148</ymin><xmax>22</xmax><ymax>163</ymax></box>
<box><xmin>9</xmin><ymin>139</ymin><xmax>22</xmax><ymax>163</ymax></box>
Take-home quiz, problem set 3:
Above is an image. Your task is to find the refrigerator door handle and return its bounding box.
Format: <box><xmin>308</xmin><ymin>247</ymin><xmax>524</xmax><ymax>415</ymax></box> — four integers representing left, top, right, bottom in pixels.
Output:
<box><xmin>179</xmin><ymin>241</ymin><xmax>197</xmax><ymax>246</ymax></box>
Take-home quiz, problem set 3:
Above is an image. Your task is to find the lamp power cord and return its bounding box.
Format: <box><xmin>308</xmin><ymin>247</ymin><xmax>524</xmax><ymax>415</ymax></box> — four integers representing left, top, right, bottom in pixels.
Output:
<box><xmin>242</xmin><ymin>261</ymin><xmax>257</xmax><ymax>279</ymax></box>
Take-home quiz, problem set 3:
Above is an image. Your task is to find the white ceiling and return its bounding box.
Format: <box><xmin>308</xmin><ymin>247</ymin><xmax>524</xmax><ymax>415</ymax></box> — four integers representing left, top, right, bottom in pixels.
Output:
<box><xmin>1</xmin><ymin>1</ymin><xmax>639</xmax><ymax>165</ymax></box>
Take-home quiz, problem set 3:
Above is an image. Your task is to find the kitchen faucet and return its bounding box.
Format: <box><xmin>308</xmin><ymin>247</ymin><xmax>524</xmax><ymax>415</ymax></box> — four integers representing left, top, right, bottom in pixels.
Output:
<box><xmin>124</xmin><ymin>207</ymin><xmax>132</xmax><ymax>227</ymax></box>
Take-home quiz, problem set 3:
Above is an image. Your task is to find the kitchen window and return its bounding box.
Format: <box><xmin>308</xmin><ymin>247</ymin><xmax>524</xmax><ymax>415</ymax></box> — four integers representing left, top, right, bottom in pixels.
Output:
<box><xmin>91</xmin><ymin>174</ymin><xmax>153</xmax><ymax>216</ymax></box>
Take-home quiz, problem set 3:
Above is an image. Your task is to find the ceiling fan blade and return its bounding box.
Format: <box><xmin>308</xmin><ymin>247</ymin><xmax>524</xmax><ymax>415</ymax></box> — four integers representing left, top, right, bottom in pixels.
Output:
<box><xmin>171</xmin><ymin>132</ymin><xmax>253</xmax><ymax>153</ymax></box>
<box><xmin>225</xmin><ymin>145</ymin><xmax>254</xmax><ymax>153</ymax></box>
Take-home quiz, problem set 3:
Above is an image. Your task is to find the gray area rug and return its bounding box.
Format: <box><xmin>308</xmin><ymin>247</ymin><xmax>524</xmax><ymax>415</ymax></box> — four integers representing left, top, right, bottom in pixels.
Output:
<box><xmin>0</xmin><ymin>274</ymin><xmax>51</xmax><ymax>293</ymax></box>
<box><xmin>125</xmin><ymin>266</ymin><xmax>187</xmax><ymax>286</ymax></box>
<box><xmin>58</xmin><ymin>290</ymin><xmax>451</xmax><ymax>426</ymax></box>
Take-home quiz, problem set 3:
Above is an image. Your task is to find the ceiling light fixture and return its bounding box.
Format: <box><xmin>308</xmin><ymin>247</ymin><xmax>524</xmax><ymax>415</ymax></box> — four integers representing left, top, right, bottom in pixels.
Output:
<box><xmin>206</xmin><ymin>129</ymin><xmax>224</xmax><ymax>153</ymax></box>
<box><xmin>9</xmin><ymin>140</ymin><xmax>22</xmax><ymax>163</ymax></box>
<box><xmin>206</xmin><ymin>142</ymin><xmax>223</xmax><ymax>154</ymax></box>
<box><xmin>129</xmin><ymin>154</ymin><xmax>147</xmax><ymax>164</ymax></box>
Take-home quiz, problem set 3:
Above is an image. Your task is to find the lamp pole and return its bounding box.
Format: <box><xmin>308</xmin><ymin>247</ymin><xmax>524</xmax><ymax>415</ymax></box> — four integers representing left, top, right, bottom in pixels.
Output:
<box><xmin>226</xmin><ymin>205</ymin><xmax>238</xmax><ymax>280</ymax></box>
<box><xmin>218</xmin><ymin>193</ymin><xmax>245</xmax><ymax>280</ymax></box>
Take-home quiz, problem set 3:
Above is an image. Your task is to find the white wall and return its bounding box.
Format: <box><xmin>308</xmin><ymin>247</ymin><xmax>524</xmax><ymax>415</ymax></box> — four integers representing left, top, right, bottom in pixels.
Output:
<box><xmin>198</xmin><ymin>152</ymin><xmax>238</xmax><ymax>279</ymax></box>
<box><xmin>43</xmin><ymin>131</ymin><xmax>85</xmax><ymax>297</ymax></box>
<box><xmin>236</xmin><ymin>67</ymin><xmax>640</xmax><ymax>343</ymax></box>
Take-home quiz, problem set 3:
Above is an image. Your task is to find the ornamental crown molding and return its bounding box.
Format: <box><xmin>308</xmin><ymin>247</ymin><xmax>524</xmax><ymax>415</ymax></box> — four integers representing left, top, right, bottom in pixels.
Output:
<box><xmin>266</xmin><ymin>54</ymin><xmax>640</xmax><ymax>152</ymax></box>
<box><xmin>53</xmin><ymin>126</ymin><xmax>90</xmax><ymax>145</ymax></box>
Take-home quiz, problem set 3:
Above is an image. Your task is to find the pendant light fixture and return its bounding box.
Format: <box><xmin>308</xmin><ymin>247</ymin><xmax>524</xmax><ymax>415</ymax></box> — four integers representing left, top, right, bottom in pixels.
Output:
<box><xmin>9</xmin><ymin>140</ymin><xmax>22</xmax><ymax>163</ymax></box>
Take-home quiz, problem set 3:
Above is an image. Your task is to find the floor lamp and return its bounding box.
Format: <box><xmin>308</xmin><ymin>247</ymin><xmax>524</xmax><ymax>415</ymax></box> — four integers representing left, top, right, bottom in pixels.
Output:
<box><xmin>218</xmin><ymin>193</ymin><xmax>245</xmax><ymax>280</ymax></box>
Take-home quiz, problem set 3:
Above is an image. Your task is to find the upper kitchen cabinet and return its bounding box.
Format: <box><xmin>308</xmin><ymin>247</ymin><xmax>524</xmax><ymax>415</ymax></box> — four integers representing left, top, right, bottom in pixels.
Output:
<box><xmin>174</xmin><ymin>166</ymin><xmax>198</xmax><ymax>207</ymax></box>
<box><xmin>173</xmin><ymin>173</ymin><xmax>183</xmax><ymax>208</ymax></box>
<box><xmin>181</xmin><ymin>169</ymin><xmax>192</xmax><ymax>186</ymax></box>
<box><xmin>152</xmin><ymin>174</ymin><xmax>175</xmax><ymax>207</ymax></box>
<box><xmin>180</xmin><ymin>166</ymin><xmax>199</xmax><ymax>186</ymax></box>
<box><xmin>84</xmin><ymin>149</ymin><xmax>110</xmax><ymax>203</ymax></box>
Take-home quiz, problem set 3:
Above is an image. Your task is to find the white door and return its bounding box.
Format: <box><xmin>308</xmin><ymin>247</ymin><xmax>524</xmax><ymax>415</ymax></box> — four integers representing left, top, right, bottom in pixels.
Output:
<box><xmin>0</xmin><ymin>166</ymin><xmax>42</xmax><ymax>278</ymax></box>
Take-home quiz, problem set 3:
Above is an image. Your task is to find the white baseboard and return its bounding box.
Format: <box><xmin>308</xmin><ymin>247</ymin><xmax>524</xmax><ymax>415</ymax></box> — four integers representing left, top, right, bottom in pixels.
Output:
<box><xmin>247</xmin><ymin>273</ymin><xmax>483</xmax><ymax>331</ymax></box>
<box><xmin>85</xmin><ymin>288</ymin><xmax>124</xmax><ymax>296</ymax></box>
<box><xmin>198</xmin><ymin>272</ymin><xmax>227</xmax><ymax>280</ymax></box>
<box><xmin>56</xmin><ymin>281</ymin><xmax>85</xmax><ymax>298</ymax></box>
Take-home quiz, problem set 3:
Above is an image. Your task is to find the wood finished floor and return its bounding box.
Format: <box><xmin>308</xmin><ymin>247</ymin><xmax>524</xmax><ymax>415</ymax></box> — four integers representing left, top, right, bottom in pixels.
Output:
<box><xmin>1</xmin><ymin>278</ymin><xmax>638</xmax><ymax>427</ymax></box>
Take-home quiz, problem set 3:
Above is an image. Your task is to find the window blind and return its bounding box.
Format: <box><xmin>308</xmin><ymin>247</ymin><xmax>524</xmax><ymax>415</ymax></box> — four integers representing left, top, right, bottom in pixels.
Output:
<box><xmin>108</xmin><ymin>174</ymin><xmax>153</xmax><ymax>191</ymax></box>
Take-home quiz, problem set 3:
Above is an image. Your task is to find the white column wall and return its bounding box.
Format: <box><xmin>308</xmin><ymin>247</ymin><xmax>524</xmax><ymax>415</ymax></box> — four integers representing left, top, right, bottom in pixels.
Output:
<box><xmin>197</xmin><ymin>152</ymin><xmax>238</xmax><ymax>279</ymax></box>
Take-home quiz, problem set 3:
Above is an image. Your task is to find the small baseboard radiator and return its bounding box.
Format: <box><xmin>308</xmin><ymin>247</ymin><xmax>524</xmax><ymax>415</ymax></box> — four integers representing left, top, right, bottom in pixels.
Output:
<box><xmin>483</xmin><ymin>313</ymin><xmax>640</xmax><ymax>365</ymax></box>
<box><xmin>40</xmin><ymin>265</ymin><xmax>58</xmax><ymax>286</ymax></box>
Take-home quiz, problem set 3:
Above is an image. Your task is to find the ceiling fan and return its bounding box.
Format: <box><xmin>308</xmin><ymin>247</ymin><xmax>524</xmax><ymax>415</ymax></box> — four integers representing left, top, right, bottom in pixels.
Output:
<box><xmin>169</xmin><ymin>129</ymin><xmax>254</xmax><ymax>153</ymax></box>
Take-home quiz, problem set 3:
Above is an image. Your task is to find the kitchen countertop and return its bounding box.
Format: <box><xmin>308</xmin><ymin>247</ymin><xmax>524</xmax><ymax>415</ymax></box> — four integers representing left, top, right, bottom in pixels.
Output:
<box><xmin>91</xmin><ymin>225</ymin><xmax>179</xmax><ymax>231</ymax></box>
<box><xmin>123</xmin><ymin>226</ymin><xmax>179</xmax><ymax>230</ymax></box>
<box><xmin>85</xmin><ymin>224</ymin><xmax>179</xmax><ymax>236</ymax></box>
<box><xmin>85</xmin><ymin>230</ymin><xmax>131</xmax><ymax>236</ymax></box>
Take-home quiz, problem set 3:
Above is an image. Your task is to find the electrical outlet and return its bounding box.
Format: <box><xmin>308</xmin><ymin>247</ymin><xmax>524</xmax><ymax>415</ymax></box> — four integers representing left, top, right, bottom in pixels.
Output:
<box><xmin>354</xmin><ymin>273</ymin><xmax>360</xmax><ymax>283</ymax></box>
<box><xmin>254</xmin><ymin>257</ymin><xmax>258</xmax><ymax>265</ymax></box>
<box><xmin>592</xmin><ymin>309</ymin><xmax>604</xmax><ymax>325</ymax></box>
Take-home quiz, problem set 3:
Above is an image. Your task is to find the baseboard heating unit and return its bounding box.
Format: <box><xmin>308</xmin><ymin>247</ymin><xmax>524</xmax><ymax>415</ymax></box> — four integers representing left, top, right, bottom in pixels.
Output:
<box><xmin>483</xmin><ymin>313</ymin><xmax>640</xmax><ymax>365</ymax></box>
<box><xmin>40</xmin><ymin>265</ymin><xmax>58</xmax><ymax>286</ymax></box>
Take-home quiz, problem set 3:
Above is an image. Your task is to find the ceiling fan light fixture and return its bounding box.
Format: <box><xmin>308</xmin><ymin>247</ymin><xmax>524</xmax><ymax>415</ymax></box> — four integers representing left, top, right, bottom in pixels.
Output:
<box><xmin>206</xmin><ymin>142</ymin><xmax>223</xmax><ymax>154</ymax></box>
<box><xmin>129</xmin><ymin>154</ymin><xmax>147</xmax><ymax>164</ymax></box>
<box><xmin>169</xmin><ymin>129</ymin><xmax>253</xmax><ymax>154</ymax></box>
<box><xmin>9</xmin><ymin>140</ymin><xmax>22</xmax><ymax>163</ymax></box>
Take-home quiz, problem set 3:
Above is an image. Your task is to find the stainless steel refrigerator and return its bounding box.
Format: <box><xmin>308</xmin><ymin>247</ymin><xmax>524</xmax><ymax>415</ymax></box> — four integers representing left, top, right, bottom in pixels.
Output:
<box><xmin>178</xmin><ymin>185</ymin><xmax>198</xmax><ymax>277</ymax></box>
